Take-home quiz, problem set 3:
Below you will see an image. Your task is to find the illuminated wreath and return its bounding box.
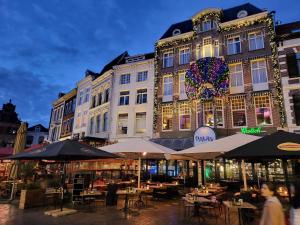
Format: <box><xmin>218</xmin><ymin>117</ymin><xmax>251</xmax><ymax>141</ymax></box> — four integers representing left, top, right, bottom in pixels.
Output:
<box><xmin>185</xmin><ymin>57</ymin><xmax>229</xmax><ymax>101</ymax></box>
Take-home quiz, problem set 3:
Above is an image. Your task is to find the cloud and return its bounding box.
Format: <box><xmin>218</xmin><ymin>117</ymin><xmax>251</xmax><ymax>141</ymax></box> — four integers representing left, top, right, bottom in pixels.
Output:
<box><xmin>0</xmin><ymin>66</ymin><xmax>68</xmax><ymax>127</ymax></box>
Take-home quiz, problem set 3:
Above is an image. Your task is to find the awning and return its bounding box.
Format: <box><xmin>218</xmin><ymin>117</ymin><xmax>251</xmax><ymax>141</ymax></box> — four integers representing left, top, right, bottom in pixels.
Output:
<box><xmin>224</xmin><ymin>130</ymin><xmax>300</xmax><ymax>160</ymax></box>
<box><xmin>173</xmin><ymin>133</ymin><xmax>261</xmax><ymax>160</ymax></box>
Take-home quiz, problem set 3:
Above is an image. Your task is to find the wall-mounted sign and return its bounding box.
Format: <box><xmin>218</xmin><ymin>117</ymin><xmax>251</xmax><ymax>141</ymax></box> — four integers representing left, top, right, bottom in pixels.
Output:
<box><xmin>277</xmin><ymin>142</ymin><xmax>300</xmax><ymax>151</ymax></box>
<box><xmin>241</xmin><ymin>127</ymin><xmax>261</xmax><ymax>134</ymax></box>
<box><xmin>194</xmin><ymin>126</ymin><xmax>216</xmax><ymax>146</ymax></box>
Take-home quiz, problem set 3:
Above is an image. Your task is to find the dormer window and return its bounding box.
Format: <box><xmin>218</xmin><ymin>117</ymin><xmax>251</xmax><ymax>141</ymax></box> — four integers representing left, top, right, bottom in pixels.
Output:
<box><xmin>202</xmin><ymin>20</ymin><xmax>217</xmax><ymax>32</ymax></box>
<box><xmin>172</xmin><ymin>29</ymin><xmax>181</xmax><ymax>36</ymax></box>
<box><xmin>237</xmin><ymin>10</ymin><xmax>248</xmax><ymax>19</ymax></box>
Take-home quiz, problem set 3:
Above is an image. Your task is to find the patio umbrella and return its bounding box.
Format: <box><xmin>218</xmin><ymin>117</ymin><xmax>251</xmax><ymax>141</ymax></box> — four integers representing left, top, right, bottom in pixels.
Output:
<box><xmin>8</xmin><ymin>122</ymin><xmax>27</xmax><ymax>200</ymax></box>
<box><xmin>100</xmin><ymin>138</ymin><xmax>177</xmax><ymax>188</ymax></box>
<box><xmin>8</xmin><ymin>139</ymin><xmax>118</xmax><ymax>211</ymax></box>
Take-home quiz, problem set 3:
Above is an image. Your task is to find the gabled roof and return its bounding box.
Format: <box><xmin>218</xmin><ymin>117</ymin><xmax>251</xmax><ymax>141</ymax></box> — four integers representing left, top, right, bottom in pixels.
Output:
<box><xmin>159</xmin><ymin>3</ymin><xmax>265</xmax><ymax>40</ymax></box>
<box><xmin>99</xmin><ymin>51</ymin><xmax>129</xmax><ymax>75</ymax></box>
<box><xmin>221</xmin><ymin>3</ymin><xmax>264</xmax><ymax>23</ymax></box>
<box><xmin>276</xmin><ymin>21</ymin><xmax>300</xmax><ymax>41</ymax></box>
<box><xmin>27</xmin><ymin>124</ymin><xmax>48</xmax><ymax>132</ymax></box>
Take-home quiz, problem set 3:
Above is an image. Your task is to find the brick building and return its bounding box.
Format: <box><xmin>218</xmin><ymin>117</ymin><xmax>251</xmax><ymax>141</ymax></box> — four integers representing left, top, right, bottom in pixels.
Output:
<box><xmin>153</xmin><ymin>3</ymin><xmax>285</xmax><ymax>147</ymax></box>
<box><xmin>277</xmin><ymin>21</ymin><xmax>300</xmax><ymax>133</ymax></box>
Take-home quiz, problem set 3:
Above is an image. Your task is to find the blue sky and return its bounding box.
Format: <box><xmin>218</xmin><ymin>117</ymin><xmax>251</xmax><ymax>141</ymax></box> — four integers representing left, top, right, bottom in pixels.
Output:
<box><xmin>0</xmin><ymin>0</ymin><xmax>299</xmax><ymax>127</ymax></box>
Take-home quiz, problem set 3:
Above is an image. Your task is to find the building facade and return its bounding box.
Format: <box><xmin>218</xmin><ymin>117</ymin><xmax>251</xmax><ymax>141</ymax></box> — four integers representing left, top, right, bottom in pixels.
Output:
<box><xmin>277</xmin><ymin>21</ymin><xmax>300</xmax><ymax>133</ymax></box>
<box><xmin>0</xmin><ymin>100</ymin><xmax>21</xmax><ymax>147</ymax></box>
<box><xmin>48</xmin><ymin>93</ymin><xmax>66</xmax><ymax>142</ymax></box>
<box><xmin>87</xmin><ymin>52</ymin><xmax>128</xmax><ymax>145</ymax></box>
<box><xmin>72</xmin><ymin>70</ymin><xmax>99</xmax><ymax>140</ymax></box>
<box><xmin>110</xmin><ymin>53</ymin><xmax>155</xmax><ymax>141</ymax></box>
<box><xmin>26</xmin><ymin>124</ymin><xmax>48</xmax><ymax>147</ymax></box>
<box><xmin>59</xmin><ymin>88</ymin><xmax>77</xmax><ymax>140</ymax></box>
<box><xmin>153</xmin><ymin>3</ymin><xmax>284</xmax><ymax>145</ymax></box>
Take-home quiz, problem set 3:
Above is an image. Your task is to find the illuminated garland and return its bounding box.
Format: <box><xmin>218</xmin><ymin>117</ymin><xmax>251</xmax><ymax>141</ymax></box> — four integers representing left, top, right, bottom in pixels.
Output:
<box><xmin>185</xmin><ymin>57</ymin><xmax>229</xmax><ymax>101</ymax></box>
<box><xmin>192</xmin><ymin>11</ymin><xmax>221</xmax><ymax>26</ymax></box>
<box><xmin>153</xmin><ymin>43</ymin><xmax>159</xmax><ymax>132</ymax></box>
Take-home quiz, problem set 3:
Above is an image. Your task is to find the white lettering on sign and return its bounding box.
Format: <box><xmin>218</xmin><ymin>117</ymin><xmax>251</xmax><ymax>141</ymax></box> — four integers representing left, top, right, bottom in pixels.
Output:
<box><xmin>194</xmin><ymin>126</ymin><xmax>216</xmax><ymax>146</ymax></box>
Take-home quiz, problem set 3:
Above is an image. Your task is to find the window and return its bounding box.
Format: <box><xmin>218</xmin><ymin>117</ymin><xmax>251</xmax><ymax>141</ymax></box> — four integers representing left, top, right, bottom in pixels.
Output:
<box><xmin>196</xmin><ymin>45</ymin><xmax>202</xmax><ymax>60</ymax></box>
<box><xmin>118</xmin><ymin>113</ymin><xmax>128</xmax><ymax>134</ymax></box>
<box><xmin>179</xmin><ymin>48</ymin><xmax>190</xmax><ymax>65</ymax></box>
<box><xmin>119</xmin><ymin>91</ymin><xmax>130</xmax><ymax>105</ymax></box>
<box><xmin>163</xmin><ymin>52</ymin><xmax>174</xmax><ymax>68</ymax></box>
<box><xmin>35</xmin><ymin>126</ymin><xmax>40</xmax><ymax>133</ymax></box>
<box><xmin>136</xmin><ymin>89</ymin><xmax>147</xmax><ymax>104</ymax></box>
<box><xmin>162</xmin><ymin>106</ymin><xmax>173</xmax><ymax>131</ymax></box>
<box><xmin>76</xmin><ymin>112</ymin><xmax>81</xmax><ymax>129</ymax></box>
<box><xmin>78</xmin><ymin>91</ymin><xmax>84</xmax><ymax>105</ymax></box>
<box><xmin>229</xmin><ymin>63</ymin><xmax>243</xmax><ymax>87</ymax></box>
<box><xmin>163</xmin><ymin>76</ymin><xmax>173</xmax><ymax>96</ymax></box>
<box><xmin>249</xmin><ymin>31</ymin><xmax>264</xmax><ymax>51</ymax></box>
<box><xmin>137</xmin><ymin>71</ymin><xmax>148</xmax><ymax>82</ymax></box>
<box><xmin>254</xmin><ymin>95</ymin><xmax>272</xmax><ymax>125</ymax></box>
<box><xmin>72</xmin><ymin>99</ymin><xmax>76</xmax><ymax>112</ymax></box>
<box><xmin>293</xmin><ymin>94</ymin><xmax>300</xmax><ymax>125</ymax></box>
<box><xmin>84</xmin><ymin>88</ymin><xmax>90</xmax><ymax>103</ymax></box>
<box><xmin>203</xmin><ymin>99</ymin><xmax>224</xmax><ymax>127</ymax></box>
<box><xmin>179</xmin><ymin>103</ymin><xmax>191</xmax><ymax>130</ymax></box>
<box><xmin>227</xmin><ymin>37</ymin><xmax>241</xmax><ymax>55</ymax></box>
<box><xmin>231</xmin><ymin>98</ymin><xmax>247</xmax><ymax>127</ymax></box>
<box><xmin>214</xmin><ymin>40</ymin><xmax>219</xmax><ymax>57</ymax></box>
<box><xmin>96</xmin><ymin>115</ymin><xmax>101</xmax><ymax>133</ymax></box>
<box><xmin>203</xmin><ymin>37</ymin><xmax>212</xmax><ymax>57</ymax></box>
<box><xmin>172</xmin><ymin>29</ymin><xmax>181</xmax><ymax>36</ymax></box>
<box><xmin>120</xmin><ymin>74</ymin><xmax>130</xmax><ymax>84</ymax></box>
<box><xmin>91</xmin><ymin>95</ymin><xmax>96</xmax><ymax>108</ymax></box>
<box><xmin>179</xmin><ymin>73</ymin><xmax>187</xmax><ymax>99</ymax></box>
<box><xmin>103</xmin><ymin>112</ymin><xmax>108</xmax><ymax>131</ymax></box>
<box><xmin>237</xmin><ymin>10</ymin><xmax>248</xmax><ymax>18</ymax></box>
<box><xmin>286</xmin><ymin>53</ymin><xmax>300</xmax><ymax>78</ymax></box>
<box><xmin>136</xmin><ymin>112</ymin><xmax>146</xmax><ymax>133</ymax></box>
<box><xmin>89</xmin><ymin>117</ymin><xmax>94</xmax><ymax>134</ymax></box>
<box><xmin>251</xmin><ymin>59</ymin><xmax>268</xmax><ymax>84</ymax></box>
<box><xmin>202</xmin><ymin>20</ymin><xmax>212</xmax><ymax>32</ymax></box>
<box><xmin>104</xmin><ymin>89</ymin><xmax>109</xmax><ymax>103</ymax></box>
<box><xmin>98</xmin><ymin>93</ymin><xmax>102</xmax><ymax>106</ymax></box>
<box><xmin>38</xmin><ymin>136</ymin><xmax>44</xmax><ymax>144</ymax></box>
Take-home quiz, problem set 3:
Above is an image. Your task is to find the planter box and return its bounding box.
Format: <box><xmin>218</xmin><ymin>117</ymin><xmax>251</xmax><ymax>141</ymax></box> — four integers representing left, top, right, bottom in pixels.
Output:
<box><xmin>19</xmin><ymin>189</ymin><xmax>45</xmax><ymax>209</ymax></box>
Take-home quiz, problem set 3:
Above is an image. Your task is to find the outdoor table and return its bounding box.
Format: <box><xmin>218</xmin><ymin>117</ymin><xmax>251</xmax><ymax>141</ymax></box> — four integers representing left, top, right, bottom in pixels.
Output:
<box><xmin>190</xmin><ymin>192</ymin><xmax>212</xmax><ymax>197</ymax></box>
<box><xmin>117</xmin><ymin>190</ymin><xmax>138</xmax><ymax>213</ymax></box>
<box><xmin>223</xmin><ymin>201</ymin><xmax>257</xmax><ymax>225</ymax></box>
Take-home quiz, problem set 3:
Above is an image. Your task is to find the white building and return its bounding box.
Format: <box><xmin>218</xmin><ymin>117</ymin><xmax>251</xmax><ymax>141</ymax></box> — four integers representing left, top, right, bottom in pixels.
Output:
<box><xmin>26</xmin><ymin>124</ymin><xmax>48</xmax><ymax>147</ymax></box>
<box><xmin>277</xmin><ymin>22</ymin><xmax>300</xmax><ymax>133</ymax></box>
<box><xmin>110</xmin><ymin>53</ymin><xmax>155</xmax><ymax>141</ymax></box>
<box><xmin>72</xmin><ymin>70</ymin><xmax>98</xmax><ymax>139</ymax></box>
<box><xmin>87</xmin><ymin>52</ymin><xmax>128</xmax><ymax>142</ymax></box>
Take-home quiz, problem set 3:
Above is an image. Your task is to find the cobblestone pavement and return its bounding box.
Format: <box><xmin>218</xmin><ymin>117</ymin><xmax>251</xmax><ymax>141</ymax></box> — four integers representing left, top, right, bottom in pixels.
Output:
<box><xmin>0</xmin><ymin>199</ymin><xmax>248</xmax><ymax>225</ymax></box>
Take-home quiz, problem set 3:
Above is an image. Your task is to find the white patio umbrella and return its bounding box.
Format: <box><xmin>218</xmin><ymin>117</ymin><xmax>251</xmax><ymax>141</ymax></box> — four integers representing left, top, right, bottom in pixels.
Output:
<box><xmin>100</xmin><ymin>138</ymin><xmax>177</xmax><ymax>188</ymax></box>
<box><xmin>172</xmin><ymin>133</ymin><xmax>261</xmax><ymax>186</ymax></box>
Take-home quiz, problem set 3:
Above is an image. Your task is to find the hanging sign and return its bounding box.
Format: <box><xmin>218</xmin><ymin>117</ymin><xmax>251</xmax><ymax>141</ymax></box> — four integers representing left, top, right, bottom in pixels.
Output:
<box><xmin>277</xmin><ymin>142</ymin><xmax>300</xmax><ymax>151</ymax></box>
<box><xmin>241</xmin><ymin>127</ymin><xmax>261</xmax><ymax>134</ymax></box>
<box><xmin>194</xmin><ymin>126</ymin><xmax>216</xmax><ymax>146</ymax></box>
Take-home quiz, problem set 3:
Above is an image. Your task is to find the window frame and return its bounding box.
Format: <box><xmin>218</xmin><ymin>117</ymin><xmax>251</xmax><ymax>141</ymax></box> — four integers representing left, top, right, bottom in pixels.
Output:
<box><xmin>162</xmin><ymin>106</ymin><xmax>173</xmax><ymax>131</ymax></box>
<box><xmin>119</xmin><ymin>91</ymin><xmax>130</xmax><ymax>106</ymax></box>
<box><xmin>137</xmin><ymin>71</ymin><xmax>148</xmax><ymax>82</ymax></box>
<box><xmin>135</xmin><ymin>112</ymin><xmax>147</xmax><ymax>133</ymax></box>
<box><xmin>251</xmin><ymin>59</ymin><xmax>268</xmax><ymax>85</ymax></box>
<box><xmin>136</xmin><ymin>89</ymin><xmax>147</xmax><ymax>104</ymax></box>
<box><xmin>248</xmin><ymin>31</ymin><xmax>264</xmax><ymax>51</ymax></box>
<box><xmin>231</xmin><ymin>98</ymin><xmax>247</xmax><ymax>128</ymax></box>
<box><xmin>120</xmin><ymin>74</ymin><xmax>131</xmax><ymax>85</ymax></box>
<box><xmin>254</xmin><ymin>95</ymin><xmax>273</xmax><ymax>126</ymax></box>
<box><xmin>227</xmin><ymin>36</ymin><xmax>242</xmax><ymax>55</ymax></box>
<box><xmin>162</xmin><ymin>51</ymin><xmax>174</xmax><ymax>68</ymax></box>
<box><xmin>179</xmin><ymin>48</ymin><xmax>190</xmax><ymax>65</ymax></box>
<box><xmin>229</xmin><ymin>63</ymin><xmax>244</xmax><ymax>87</ymax></box>
<box><xmin>178</xmin><ymin>103</ymin><xmax>191</xmax><ymax>131</ymax></box>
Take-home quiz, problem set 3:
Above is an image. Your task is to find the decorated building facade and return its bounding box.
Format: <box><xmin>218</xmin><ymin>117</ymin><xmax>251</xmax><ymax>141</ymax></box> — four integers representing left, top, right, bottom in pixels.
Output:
<box><xmin>153</xmin><ymin>3</ymin><xmax>284</xmax><ymax>144</ymax></box>
<box><xmin>277</xmin><ymin>21</ymin><xmax>300</xmax><ymax>133</ymax></box>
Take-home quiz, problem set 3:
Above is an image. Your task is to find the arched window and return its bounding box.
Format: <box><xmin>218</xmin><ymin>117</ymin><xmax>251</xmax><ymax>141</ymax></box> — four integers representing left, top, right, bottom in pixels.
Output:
<box><xmin>172</xmin><ymin>29</ymin><xmax>181</xmax><ymax>36</ymax></box>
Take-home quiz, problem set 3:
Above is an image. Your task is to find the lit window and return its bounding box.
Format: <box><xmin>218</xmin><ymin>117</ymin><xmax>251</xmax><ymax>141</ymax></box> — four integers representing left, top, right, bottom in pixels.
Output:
<box><xmin>251</xmin><ymin>59</ymin><xmax>268</xmax><ymax>84</ymax></box>
<box><xmin>179</xmin><ymin>103</ymin><xmax>191</xmax><ymax>130</ymax></box>
<box><xmin>203</xmin><ymin>37</ymin><xmax>212</xmax><ymax>57</ymax></box>
<box><xmin>254</xmin><ymin>95</ymin><xmax>272</xmax><ymax>125</ymax></box>
<box><xmin>118</xmin><ymin>113</ymin><xmax>128</xmax><ymax>134</ymax></box>
<box><xmin>231</xmin><ymin>98</ymin><xmax>247</xmax><ymax>127</ymax></box>
<box><xmin>229</xmin><ymin>63</ymin><xmax>243</xmax><ymax>87</ymax></box>
<box><xmin>136</xmin><ymin>89</ymin><xmax>147</xmax><ymax>104</ymax></box>
<box><xmin>227</xmin><ymin>37</ymin><xmax>241</xmax><ymax>55</ymax></box>
<box><xmin>196</xmin><ymin>45</ymin><xmax>202</xmax><ymax>60</ymax></box>
<box><xmin>163</xmin><ymin>76</ymin><xmax>173</xmax><ymax>96</ymax></box>
<box><xmin>120</xmin><ymin>74</ymin><xmax>131</xmax><ymax>85</ymax></box>
<box><xmin>163</xmin><ymin>52</ymin><xmax>174</xmax><ymax>68</ymax></box>
<box><xmin>119</xmin><ymin>91</ymin><xmax>130</xmax><ymax>105</ymax></box>
<box><xmin>137</xmin><ymin>71</ymin><xmax>148</xmax><ymax>82</ymax></box>
<box><xmin>179</xmin><ymin>48</ymin><xmax>190</xmax><ymax>65</ymax></box>
<box><xmin>136</xmin><ymin>112</ymin><xmax>146</xmax><ymax>133</ymax></box>
<box><xmin>248</xmin><ymin>31</ymin><xmax>264</xmax><ymax>51</ymax></box>
<box><xmin>162</xmin><ymin>106</ymin><xmax>173</xmax><ymax>131</ymax></box>
<box><xmin>203</xmin><ymin>99</ymin><xmax>224</xmax><ymax>127</ymax></box>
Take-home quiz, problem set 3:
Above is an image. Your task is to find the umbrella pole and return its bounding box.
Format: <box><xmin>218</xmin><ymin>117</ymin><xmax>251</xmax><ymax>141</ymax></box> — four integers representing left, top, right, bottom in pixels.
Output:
<box><xmin>242</xmin><ymin>160</ymin><xmax>248</xmax><ymax>191</ymax></box>
<box><xmin>138</xmin><ymin>157</ymin><xmax>141</xmax><ymax>188</ymax></box>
